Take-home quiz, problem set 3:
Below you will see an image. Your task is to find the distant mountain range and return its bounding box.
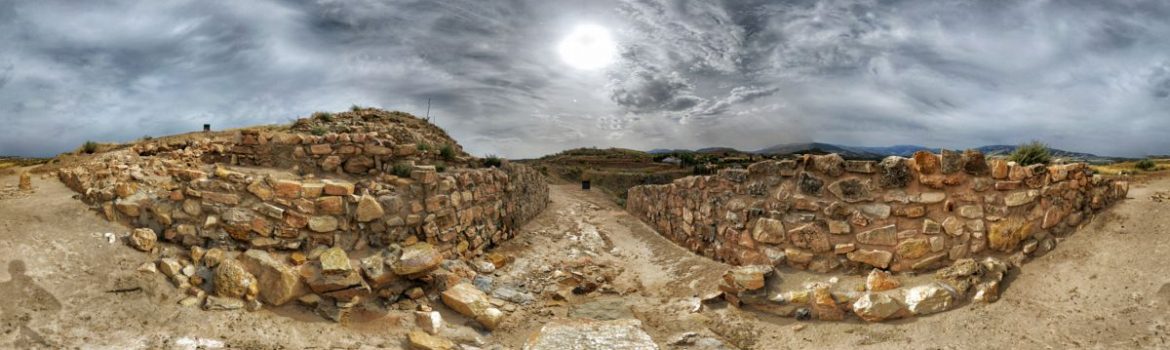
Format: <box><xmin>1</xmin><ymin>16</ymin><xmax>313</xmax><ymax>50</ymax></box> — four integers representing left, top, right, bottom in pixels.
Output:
<box><xmin>649</xmin><ymin>142</ymin><xmax>1127</xmax><ymax>163</ymax></box>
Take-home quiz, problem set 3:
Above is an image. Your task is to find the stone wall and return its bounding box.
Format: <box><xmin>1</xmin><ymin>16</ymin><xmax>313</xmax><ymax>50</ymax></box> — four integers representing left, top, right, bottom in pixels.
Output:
<box><xmin>54</xmin><ymin>109</ymin><xmax>549</xmax><ymax>321</ymax></box>
<box><xmin>60</xmin><ymin>146</ymin><xmax>546</xmax><ymax>262</ymax></box>
<box><xmin>62</xmin><ymin>159</ymin><xmax>546</xmax><ymax>258</ymax></box>
<box><xmin>627</xmin><ymin>151</ymin><xmax>1129</xmax><ymax>273</ymax></box>
<box><xmin>140</xmin><ymin>109</ymin><xmax>471</xmax><ymax>177</ymax></box>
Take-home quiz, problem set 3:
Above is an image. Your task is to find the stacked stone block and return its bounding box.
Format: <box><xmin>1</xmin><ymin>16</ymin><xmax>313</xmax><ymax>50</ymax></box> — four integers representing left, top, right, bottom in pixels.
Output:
<box><xmin>55</xmin><ymin>109</ymin><xmax>550</xmax><ymax>317</ymax></box>
<box><xmin>627</xmin><ymin>151</ymin><xmax>1128</xmax><ymax>273</ymax></box>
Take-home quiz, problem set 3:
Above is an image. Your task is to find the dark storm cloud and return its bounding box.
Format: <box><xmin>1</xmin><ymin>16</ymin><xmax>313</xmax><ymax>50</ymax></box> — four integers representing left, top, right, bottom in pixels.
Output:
<box><xmin>609</xmin><ymin>66</ymin><xmax>702</xmax><ymax>112</ymax></box>
<box><xmin>2</xmin><ymin>0</ymin><xmax>1170</xmax><ymax>158</ymax></box>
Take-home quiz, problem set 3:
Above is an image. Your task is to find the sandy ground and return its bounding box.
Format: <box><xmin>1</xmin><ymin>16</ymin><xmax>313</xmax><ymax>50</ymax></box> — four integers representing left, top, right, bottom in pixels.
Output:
<box><xmin>0</xmin><ymin>169</ymin><xmax>1168</xmax><ymax>349</ymax></box>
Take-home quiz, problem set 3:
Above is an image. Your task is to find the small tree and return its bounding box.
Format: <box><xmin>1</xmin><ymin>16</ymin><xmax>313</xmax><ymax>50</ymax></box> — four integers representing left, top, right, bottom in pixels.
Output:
<box><xmin>1009</xmin><ymin>141</ymin><xmax>1051</xmax><ymax>166</ymax></box>
<box><xmin>417</xmin><ymin>143</ymin><xmax>431</xmax><ymax>152</ymax></box>
<box><xmin>82</xmin><ymin>141</ymin><xmax>98</xmax><ymax>154</ymax></box>
<box><xmin>392</xmin><ymin>163</ymin><xmax>412</xmax><ymax>178</ymax></box>
<box><xmin>1136</xmin><ymin>159</ymin><xmax>1157</xmax><ymax>171</ymax></box>
<box><xmin>440</xmin><ymin>144</ymin><xmax>456</xmax><ymax>161</ymax></box>
<box><xmin>483</xmin><ymin>155</ymin><xmax>502</xmax><ymax>168</ymax></box>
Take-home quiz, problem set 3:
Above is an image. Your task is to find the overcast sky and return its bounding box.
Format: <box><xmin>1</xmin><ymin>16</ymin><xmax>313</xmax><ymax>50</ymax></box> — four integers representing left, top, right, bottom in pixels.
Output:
<box><xmin>2</xmin><ymin>0</ymin><xmax>1169</xmax><ymax>158</ymax></box>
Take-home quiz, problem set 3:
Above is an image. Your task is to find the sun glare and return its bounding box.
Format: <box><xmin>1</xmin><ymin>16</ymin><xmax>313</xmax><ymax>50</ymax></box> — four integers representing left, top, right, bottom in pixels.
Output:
<box><xmin>558</xmin><ymin>24</ymin><xmax>617</xmax><ymax>70</ymax></box>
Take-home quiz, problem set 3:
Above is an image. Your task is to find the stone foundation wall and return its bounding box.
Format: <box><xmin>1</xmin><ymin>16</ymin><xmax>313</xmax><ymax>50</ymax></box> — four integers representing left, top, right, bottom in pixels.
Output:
<box><xmin>51</xmin><ymin>110</ymin><xmax>551</xmax><ymax>322</ymax></box>
<box><xmin>59</xmin><ymin>152</ymin><xmax>548</xmax><ymax>260</ymax></box>
<box><xmin>52</xmin><ymin>109</ymin><xmax>549</xmax><ymax>326</ymax></box>
<box><xmin>139</xmin><ymin>110</ymin><xmax>470</xmax><ymax>177</ymax></box>
<box><xmin>627</xmin><ymin>151</ymin><xmax>1129</xmax><ymax>273</ymax></box>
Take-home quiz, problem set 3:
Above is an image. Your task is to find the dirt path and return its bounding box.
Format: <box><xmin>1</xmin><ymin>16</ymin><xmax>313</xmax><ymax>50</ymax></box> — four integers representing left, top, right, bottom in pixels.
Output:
<box><xmin>1</xmin><ymin>171</ymin><xmax>1169</xmax><ymax>349</ymax></box>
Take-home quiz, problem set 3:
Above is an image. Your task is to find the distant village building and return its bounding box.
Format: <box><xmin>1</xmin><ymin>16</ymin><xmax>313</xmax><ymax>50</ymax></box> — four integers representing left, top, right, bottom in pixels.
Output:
<box><xmin>661</xmin><ymin>157</ymin><xmax>682</xmax><ymax>166</ymax></box>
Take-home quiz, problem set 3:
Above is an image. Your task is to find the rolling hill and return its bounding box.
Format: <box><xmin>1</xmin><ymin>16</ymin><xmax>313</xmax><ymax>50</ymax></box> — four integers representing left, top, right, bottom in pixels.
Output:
<box><xmin>647</xmin><ymin>142</ymin><xmax>1125</xmax><ymax>163</ymax></box>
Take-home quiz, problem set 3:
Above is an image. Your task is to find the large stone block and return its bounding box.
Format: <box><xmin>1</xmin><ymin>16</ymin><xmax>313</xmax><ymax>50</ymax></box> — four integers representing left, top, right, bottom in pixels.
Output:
<box><xmin>1005</xmin><ymin>190</ymin><xmax>1038</xmax><ymax>207</ymax></box>
<box><xmin>828</xmin><ymin>178</ymin><xmax>873</xmax><ymax>203</ymax></box>
<box><xmin>214</xmin><ymin>259</ymin><xmax>258</xmax><ymax>299</ymax></box>
<box><xmin>274</xmin><ymin>180</ymin><xmax>302</xmax><ymax>199</ymax></box>
<box><xmin>323</xmin><ymin>181</ymin><xmax>354</xmax><ymax>196</ymax></box>
<box><xmin>853</xmin><ymin>292</ymin><xmax>906</xmax><ymax>322</ymax></box>
<box><xmin>318</xmin><ymin>247</ymin><xmax>352</xmax><ymax>274</ymax></box>
<box><xmin>308</xmin><ymin>216</ymin><xmax>339</xmax><ymax>232</ymax></box>
<box><xmin>239</xmin><ymin>249</ymin><xmax>306</xmax><ymax>305</ymax></box>
<box><xmin>878</xmin><ymin>157</ymin><xmax>912</xmax><ymax>188</ymax></box>
<box><xmin>797</xmin><ymin>172</ymin><xmax>824</xmax><ymax>196</ymax></box>
<box><xmin>847</xmin><ymin>249</ymin><xmax>893</xmax><ymax>269</ymax></box>
<box><xmin>895</xmin><ymin>238</ymin><xmax>931</xmax><ymax>260</ymax></box>
<box><xmin>355</xmin><ymin>194</ymin><xmax>385</xmax><ymax>222</ymax></box>
<box><xmin>913</xmin><ymin>151</ymin><xmax>940</xmax><ymax>174</ymax></box>
<box><xmin>129</xmin><ymin>228</ymin><xmax>157</xmax><ymax>252</ymax></box>
<box><xmin>866</xmin><ymin>269</ymin><xmax>901</xmax><ymax>291</ymax></box>
<box><xmin>904</xmin><ymin>283</ymin><xmax>953</xmax><ymax>315</ymax></box>
<box><xmin>811</xmin><ymin>153</ymin><xmax>845</xmax><ymax>177</ymax></box>
<box><xmin>316</xmin><ymin>196</ymin><xmax>345</xmax><ymax>215</ymax></box>
<box><xmin>858</xmin><ymin>203</ymin><xmax>891</xmax><ymax>219</ymax></box>
<box><xmin>393</xmin><ymin>242</ymin><xmax>444</xmax><ymax>277</ymax></box>
<box><xmin>787</xmin><ymin>223</ymin><xmax>831</xmax><ymax>253</ymax></box>
<box><xmin>751</xmin><ymin>218</ymin><xmax>786</xmax><ymax>244</ymax></box>
<box><xmin>962</xmin><ymin>149</ymin><xmax>989</xmax><ymax>175</ymax></box>
<box><xmin>309</xmin><ymin>144</ymin><xmax>333</xmax><ymax>155</ymax></box>
<box><xmin>440</xmin><ymin>283</ymin><xmax>491</xmax><ymax>319</ymax></box>
<box><xmin>990</xmin><ymin>159</ymin><xmax>1009</xmax><ymax>179</ymax></box>
<box><xmin>203</xmin><ymin>192</ymin><xmax>240</xmax><ymax>205</ymax></box>
<box><xmin>856</xmin><ymin>225</ymin><xmax>897</xmax><ymax>246</ymax></box>
<box><xmin>723</xmin><ymin>265</ymin><xmax>772</xmax><ymax>291</ymax></box>
<box><xmin>844</xmin><ymin>160</ymin><xmax>877</xmax><ymax>174</ymax></box>
<box><xmin>940</xmin><ymin>149</ymin><xmax>963</xmax><ymax>174</ymax></box>
<box><xmin>988</xmin><ymin>217</ymin><xmax>1034</xmax><ymax>252</ymax></box>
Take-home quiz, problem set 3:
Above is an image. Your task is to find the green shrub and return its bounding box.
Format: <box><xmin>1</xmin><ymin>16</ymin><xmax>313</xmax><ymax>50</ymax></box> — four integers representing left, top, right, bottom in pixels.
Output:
<box><xmin>436</xmin><ymin>164</ymin><xmax>447</xmax><ymax>173</ymax></box>
<box><xmin>82</xmin><ymin>141</ymin><xmax>98</xmax><ymax>154</ymax></box>
<box><xmin>310</xmin><ymin>126</ymin><xmax>327</xmax><ymax>136</ymax></box>
<box><xmin>483</xmin><ymin>155</ymin><xmax>503</xmax><ymax>168</ymax></box>
<box><xmin>417</xmin><ymin>143</ymin><xmax>431</xmax><ymax>152</ymax></box>
<box><xmin>141</xmin><ymin>135</ymin><xmax>153</xmax><ymax>141</ymax></box>
<box><xmin>392</xmin><ymin>163</ymin><xmax>413</xmax><ymax>178</ymax></box>
<box><xmin>1136</xmin><ymin>159</ymin><xmax>1157</xmax><ymax>171</ymax></box>
<box><xmin>350</xmin><ymin>104</ymin><xmax>362</xmax><ymax>112</ymax></box>
<box><xmin>312</xmin><ymin>111</ymin><xmax>333</xmax><ymax>122</ymax></box>
<box><xmin>1009</xmin><ymin>141</ymin><xmax>1051</xmax><ymax>166</ymax></box>
<box><xmin>440</xmin><ymin>144</ymin><xmax>456</xmax><ymax>161</ymax></box>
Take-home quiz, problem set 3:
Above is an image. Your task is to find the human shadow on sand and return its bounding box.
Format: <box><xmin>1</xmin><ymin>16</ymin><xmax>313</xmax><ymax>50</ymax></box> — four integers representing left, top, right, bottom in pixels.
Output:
<box><xmin>0</xmin><ymin>260</ymin><xmax>61</xmax><ymax>348</ymax></box>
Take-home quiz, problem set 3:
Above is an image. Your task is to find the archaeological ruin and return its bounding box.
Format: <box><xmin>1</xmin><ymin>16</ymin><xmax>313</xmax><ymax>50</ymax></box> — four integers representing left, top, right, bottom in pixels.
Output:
<box><xmin>40</xmin><ymin>106</ymin><xmax>1134</xmax><ymax>337</ymax></box>
<box><xmin>55</xmin><ymin>109</ymin><xmax>549</xmax><ymax>326</ymax></box>
<box><xmin>627</xmin><ymin>151</ymin><xmax>1129</xmax><ymax>322</ymax></box>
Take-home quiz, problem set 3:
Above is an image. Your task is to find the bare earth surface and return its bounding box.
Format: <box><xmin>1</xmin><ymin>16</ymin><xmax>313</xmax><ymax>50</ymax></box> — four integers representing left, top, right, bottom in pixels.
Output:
<box><xmin>1</xmin><ymin>170</ymin><xmax>1168</xmax><ymax>349</ymax></box>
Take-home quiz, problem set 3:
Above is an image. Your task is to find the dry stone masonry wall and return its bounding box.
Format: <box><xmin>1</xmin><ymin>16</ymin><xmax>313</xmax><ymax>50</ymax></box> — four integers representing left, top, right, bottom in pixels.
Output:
<box><xmin>628</xmin><ymin>151</ymin><xmax>1128</xmax><ymax>322</ymax></box>
<box><xmin>55</xmin><ymin>109</ymin><xmax>549</xmax><ymax>324</ymax></box>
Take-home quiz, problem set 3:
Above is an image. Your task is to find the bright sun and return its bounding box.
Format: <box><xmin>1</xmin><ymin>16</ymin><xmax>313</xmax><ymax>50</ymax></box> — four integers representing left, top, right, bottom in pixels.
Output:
<box><xmin>558</xmin><ymin>24</ymin><xmax>617</xmax><ymax>70</ymax></box>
